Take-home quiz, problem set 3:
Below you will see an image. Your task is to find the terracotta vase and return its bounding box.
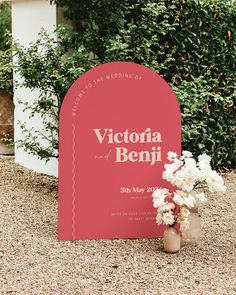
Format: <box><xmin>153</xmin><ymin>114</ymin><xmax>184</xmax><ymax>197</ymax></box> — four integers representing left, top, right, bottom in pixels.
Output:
<box><xmin>163</xmin><ymin>227</ymin><xmax>181</xmax><ymax>253</ymax></box>
<box><xmin>182</xmin><ymin>207</ymin><xmax>201</xmax><ymax>244</ymax></box>
<box><xmin>0</xmin><ymin>90</ymin><xmax>14</xmax><ymax>155</ymax></box>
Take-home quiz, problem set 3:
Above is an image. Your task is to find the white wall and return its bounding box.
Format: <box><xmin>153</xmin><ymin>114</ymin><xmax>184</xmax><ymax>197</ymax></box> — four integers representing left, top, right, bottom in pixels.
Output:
<box><xmin>12</xmin><ymin>0</ymin><xmax>58</xmax><ymax>177</ymax></box>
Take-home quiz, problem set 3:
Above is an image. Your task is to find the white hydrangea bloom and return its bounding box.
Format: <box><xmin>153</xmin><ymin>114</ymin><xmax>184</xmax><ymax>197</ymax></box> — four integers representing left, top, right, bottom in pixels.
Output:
<box><xmin>184</xmin><ymin>158</ymin><xmax>196</xmax><ymax>167</ymax></box>
<box><xmin>185</xmin><ymin>166</ymin><xmax>200</xmax><ymax>191</ymax></box>
<box><xmin>160</xmin><ymin>202</ymin><xmax>175</xmax><ymax>212</ymax></box>
<box><xmin>163</xmin><ymin>156</ymin><xmax>201</xmax><ymax>192</ymax></box>
<box><xmin>198</xmin><ymin>162</ymin><xmax>212</xmax><ymax>181</ymax></box>
<box><xmin>167</xmin><ymin>151</ymin><xmax>178</xmax><ymax>162</ymax></box>
<box><xmin>198</xmin><ymin>154</ymin><xmax>212</xmax><ymax>181</ymax></box>
<box><xmin>157</xmin><ymin>203</ymin><xmax>175</xmax><ymax>216</ymax></box>
<box><xmin>179</xmin><ymin>207</ymin><xmax>190</xmax><ymax>231</ymax></box>
<box><xmin>153</xmin><ymin>197</ymin><xmax>166</xmax><ymax>208</ymax></box>
<box><xmin>195</xmin><ymin>192</ymin><xmax>207</xmax><ymax>203</ymax></box>
<box><xmin>173</xmin><ymin>191</ymin><xmax>184</xmax><ymax>206</ymax></box>
<box><xmin>180</xmin><ymin>207</ymin><xmax>190</xmax><ymax>218</ymax></box>
<box><xmin>162</xmin><ymin>211</ymin><xmax>175</xmax><ymax>226</ymax></box>
<box><xmin>162</xmin><ymin>170</ymin><xmax>172</xmax><ymax>183</ymax></box>
<box><xmin>163</xmin><ymin>168</ymin><xmax>175</xmax><ymax>184</ymax></box>
<box><xmin>183</xmin><ymin>195</ymin><xmax>195</xmax><ymax>208</ymax></box>
<box><xmin>156</xmin><ymin>212</ymin><xmax>163</xmax><ymax>225</ymax></box>
<box><xmin>182</xmin><ymin>151</ymin><xmax>193</xmax><ymax>158</ymax></box>
<box><xmin>152</xmin><ymin>188</ymin><xmax>170</xmax><ymax>208</ymax></box>
<box><xmin>206</xmin><ymin>171</ymin><xmax>226</xmax><ymax>192</ymax></box>
<box><xmin>198</xmin><ymin>154</ymin><xmax>211</xmax><ymax>163</ymax></box>
<box><xmin>152</xmin><ymin>188</ymin><xmax>170</xmax><ymax>199</ymax></box>
<box><xmin>173</xmin><ymin>158</ymin><xmax>184</xmax><ymax>166</ymax></box>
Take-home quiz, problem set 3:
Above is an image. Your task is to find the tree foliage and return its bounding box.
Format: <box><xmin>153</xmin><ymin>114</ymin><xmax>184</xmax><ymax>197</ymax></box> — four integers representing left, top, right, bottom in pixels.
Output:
<box><xmin>15</xmin><ymin>28</ymin><xmax>97</xmax><ymax>161</ymax></box>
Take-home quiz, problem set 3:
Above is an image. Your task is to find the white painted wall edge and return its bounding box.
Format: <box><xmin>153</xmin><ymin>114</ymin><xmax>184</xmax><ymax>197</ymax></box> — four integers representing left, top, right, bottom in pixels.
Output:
<box><xmin>12</xmin><ymin>0</ymin><xmax>58</xmax><ymax>177</ymax></box>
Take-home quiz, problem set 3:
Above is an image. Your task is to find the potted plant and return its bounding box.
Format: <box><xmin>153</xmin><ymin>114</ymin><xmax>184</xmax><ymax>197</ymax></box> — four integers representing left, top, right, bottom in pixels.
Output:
<box><xmin>152</xmin><ymin>151</ymin><xmax>226</xmax><ymax>252</ymax></box>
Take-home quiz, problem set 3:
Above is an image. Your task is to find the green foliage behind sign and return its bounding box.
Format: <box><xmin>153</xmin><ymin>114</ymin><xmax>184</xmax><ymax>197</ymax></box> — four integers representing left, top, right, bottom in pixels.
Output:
<box><xmin>173</xmin><ymin>79</ymin><xmax>235</xmax><ymax>168</ymax></box>
<box><xmin>0</xmin><ymin>1</ymin><xmax>11</xmax><ymax>51</ymax></box>
<box><xmin>16</xmin><ymin>0</ymin><xmax>236</xmax><ymax>168</ymax></box>
<box><xmin>0</xmin><ymin>2</ymin><xmax>12</xmax><ymax>95</ymax></box>
<box><xmin>52</xmin><ymin>0</ymin><xmax>235</xmax><ymax>88</ymax></box>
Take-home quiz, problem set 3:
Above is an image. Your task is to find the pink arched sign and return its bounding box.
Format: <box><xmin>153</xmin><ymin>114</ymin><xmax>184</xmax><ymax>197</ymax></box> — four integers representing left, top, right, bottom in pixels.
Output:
<box><xmin>58</xmin><ymin>62</ymin><xmax>181</xmax><ymax>240</ymax></box>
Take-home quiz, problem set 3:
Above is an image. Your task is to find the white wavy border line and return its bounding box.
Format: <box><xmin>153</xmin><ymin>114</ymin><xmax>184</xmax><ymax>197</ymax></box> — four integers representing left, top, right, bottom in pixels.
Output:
<box><xmin>72</xmin><ymin>123</ymin><xmax>76</xmax><ymax>239</ymax></box>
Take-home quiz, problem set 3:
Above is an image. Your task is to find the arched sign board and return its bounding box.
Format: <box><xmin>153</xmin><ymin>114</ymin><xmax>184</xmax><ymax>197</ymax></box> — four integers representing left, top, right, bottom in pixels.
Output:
<box><xmin>58</xmin><ymin>62</ymin><xmax>181</xmax><ymax>240</ymax></box>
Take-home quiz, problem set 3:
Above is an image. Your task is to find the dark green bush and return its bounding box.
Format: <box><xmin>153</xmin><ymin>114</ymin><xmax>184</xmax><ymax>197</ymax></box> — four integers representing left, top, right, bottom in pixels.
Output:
<box><xmin>172</xmin><ymin>78</ymin><xmax>236</xmax><ymax>168</ymax></box>
<box><xmin>0</xmin><ymin>1</ymin><xmax>11</xmax><ymax>51</ymax></box>
<box><xmin>53</xmin><ymin>0</ymin><xmax>235</xmax><ymax>88</ymax></box>
<box><xmin>16</xmin><ymin>0</ymin><xmax>236</xmax><ymax>168</ymax></box>
<box><xmin>0</xmin><ymin>2</ymin><xmax>12</xmax><ymax>94</ymax></box>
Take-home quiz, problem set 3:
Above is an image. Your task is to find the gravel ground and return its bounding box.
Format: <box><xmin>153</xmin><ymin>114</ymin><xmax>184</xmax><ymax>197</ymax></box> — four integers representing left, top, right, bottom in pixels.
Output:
<box><xmin>0</xmin><ymin>156</ymin><xmax>236</xmax><ymax>295</ymax></box>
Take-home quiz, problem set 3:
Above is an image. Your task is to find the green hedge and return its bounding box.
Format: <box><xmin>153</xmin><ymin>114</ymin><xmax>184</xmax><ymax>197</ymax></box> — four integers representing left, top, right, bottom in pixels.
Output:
<box><xmin>16</xmin><ymin>0</ymin><xmax>236</xmax><ymax>168</ymax></box>
<box><xmin>53</xmin><ymin>0</ymin><xmax>235</xmax><ymax>88</ymax></box>
<box><xmin>0</xmin><ymin>2</ymin><xmax>12</xmax><ymax>94</ymax></box>
<box><xmin>0</xmin><ymin>1</ymin><xmax>11</xmax><ymax>51</ymax></box>
<box><xmin>173</xmin><ymin>79</ymin><xmax>235</xmax><ymax>168</ymax></box>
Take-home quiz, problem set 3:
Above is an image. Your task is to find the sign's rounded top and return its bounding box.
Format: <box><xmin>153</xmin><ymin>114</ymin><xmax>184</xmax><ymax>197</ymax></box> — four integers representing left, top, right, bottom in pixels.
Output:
<box><xmin>60</xmin><ymin>61</ymin><xmax>178</xmax><ymax>116</ymax></box>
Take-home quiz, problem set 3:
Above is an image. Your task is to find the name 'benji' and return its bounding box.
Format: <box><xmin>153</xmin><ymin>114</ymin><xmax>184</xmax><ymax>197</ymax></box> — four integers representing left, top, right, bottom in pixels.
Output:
<box><xmin>93</xmin><ymin>128</ymin><xmax>162</xmax><ymax>166</ymax></box>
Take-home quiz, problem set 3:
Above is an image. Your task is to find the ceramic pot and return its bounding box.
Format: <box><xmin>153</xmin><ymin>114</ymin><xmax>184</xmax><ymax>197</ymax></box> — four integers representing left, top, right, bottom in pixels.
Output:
<box><xmin>182</xmin><ymin>208</ymin><xmax>201</xmax><ymax>244</ymax></box>
<box><xmin>0</xmin><ymin>90</ymin><xmax>14</xmax><ymax>155</ymax></box>
<box><xmin>163</xmin><ymin>227</ymin><xmax>181</xmax><ymax>253</ymax></box>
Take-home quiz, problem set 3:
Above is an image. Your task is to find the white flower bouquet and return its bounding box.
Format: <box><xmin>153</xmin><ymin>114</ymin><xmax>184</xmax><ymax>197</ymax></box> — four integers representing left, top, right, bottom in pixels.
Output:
<box><xmin>153</xmin><ymin>188</ymin><xmax>191</xmax><ymax>232</ymax></box>
<box><xmin>152</xmin><ymin>151</ymin><xmax>226</xmax><ymax>232</ymax></box>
